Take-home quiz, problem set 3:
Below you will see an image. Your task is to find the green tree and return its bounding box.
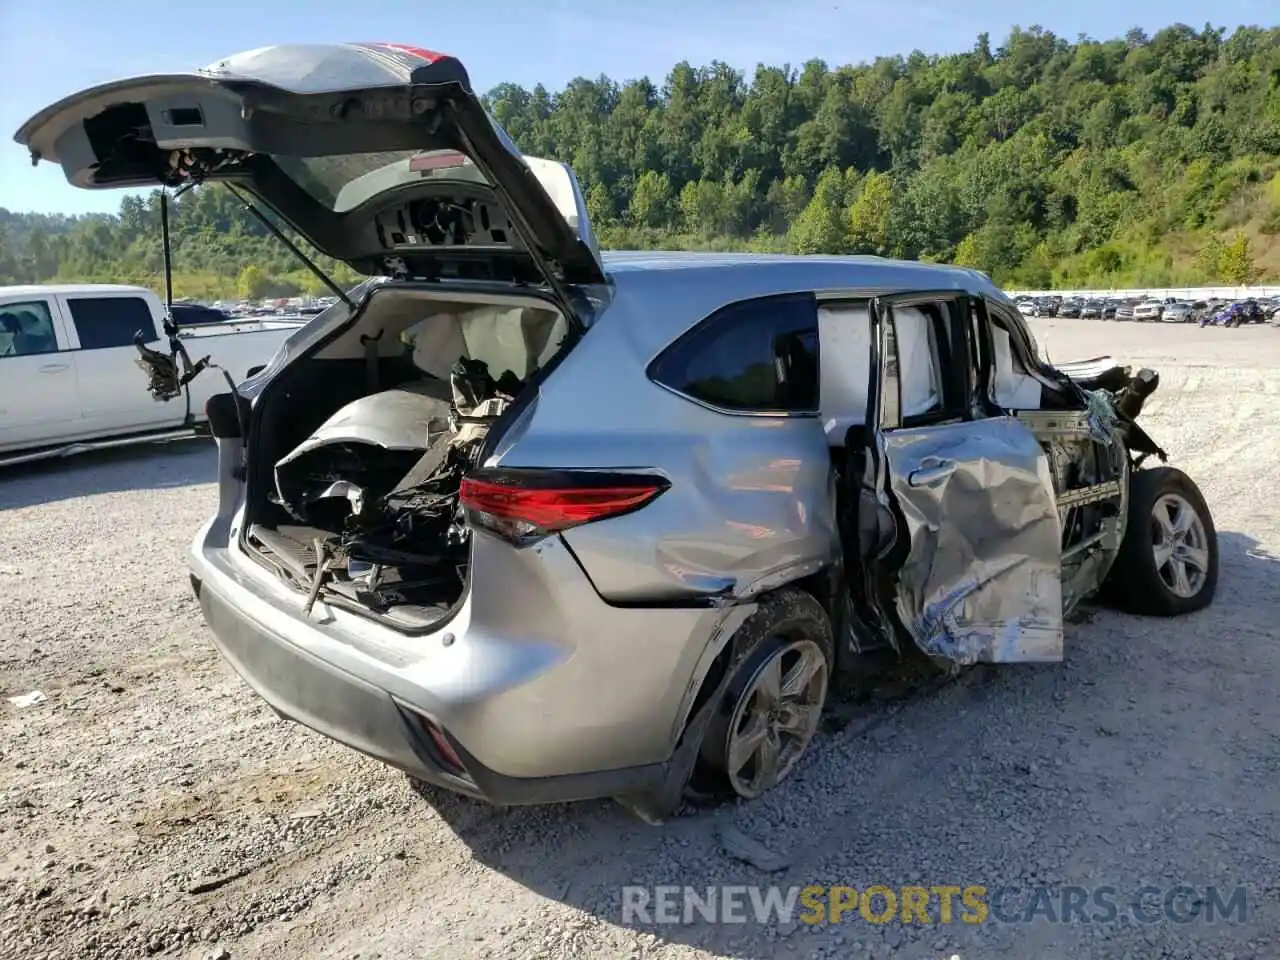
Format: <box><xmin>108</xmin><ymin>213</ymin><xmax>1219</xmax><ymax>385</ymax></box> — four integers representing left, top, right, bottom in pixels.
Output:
<box><xmin>299</xmin><ymin>271</ymin><xmax>331</xmax><ymax>297</ymax></box>
<box><xmin>629</xmin><ymin>171</ymin><xmax>674</xmax><ymax>228</ymax></box>
<box><xmin>1218</xmin><ymin>232</ymin><xmax>1257</xmax><ymax>285</ymax></box>
<box><xmin>586</xmin><ymin>183</ymin><xmax>616</xmax><ymax>226</ymax></box>
<box><xmin>1195</xmin><ymin>235</ymin><xmax>1226</xmax><ymax>281</ymax></box>
<box><xmin>764</xmin><ymin>175</ymin><xmax>810</xmax><ymax>233</ymax></box>
<box><xmin>5</xmin><ymin>24</ymin><xmax>1280</xmax><ymax>291</ymax></box>
<box><xmin>846</xmin><ymin>171</ymin><xmax>894</xmax><ymax>255</ymax></box>
<box><xmin>953</xmin><ymin>233</ymin><xmax>982</xmax><ymax>269</ymax></box>
<box><xmin>236</xmin><ymin>265</ymin><xmax>270</xmax><ymax>300</ymax></box>
<box><xmin>787</xmin><ymin>168</ymin><xmax>847</xmax><ymax>254</ymax></box>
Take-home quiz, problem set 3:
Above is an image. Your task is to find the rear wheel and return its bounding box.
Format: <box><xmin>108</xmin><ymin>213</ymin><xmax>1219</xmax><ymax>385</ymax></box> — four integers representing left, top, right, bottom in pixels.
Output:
<box><xmin>698</xmin><ymin>588</ymin><xmax>833</xmax><ymax>801</ymax></box>
<box><xmin>1105</xmin><ymin>467</ymin><xmax>1218</xmax><ymax>615</ymax></box>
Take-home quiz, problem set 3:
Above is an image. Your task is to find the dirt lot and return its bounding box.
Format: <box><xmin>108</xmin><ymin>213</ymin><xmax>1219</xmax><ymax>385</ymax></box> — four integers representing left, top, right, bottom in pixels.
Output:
<box><xmin>2</xmin><ymin>320</ymin><xmax>1278</xmax><ymax>960</ymax></box>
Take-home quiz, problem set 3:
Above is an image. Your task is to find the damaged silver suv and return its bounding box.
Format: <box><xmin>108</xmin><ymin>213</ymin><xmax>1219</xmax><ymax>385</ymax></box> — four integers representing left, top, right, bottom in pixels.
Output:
<box><xmin>19</xmin><ymin>43</ymin><xmax>1218</xmax><ymax>819</ymax></box>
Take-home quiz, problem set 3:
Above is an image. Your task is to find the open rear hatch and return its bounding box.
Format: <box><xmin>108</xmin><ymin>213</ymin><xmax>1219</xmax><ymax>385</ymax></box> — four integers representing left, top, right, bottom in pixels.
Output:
<box><xmin>15</xmin><ymin>42</ymin><xmax>605</xmax><ymax>289</ymax></box>
<box><xmin>16</xmin><ymin>44</ymin><xmax>607</xmax><ymax>631</ymax></box>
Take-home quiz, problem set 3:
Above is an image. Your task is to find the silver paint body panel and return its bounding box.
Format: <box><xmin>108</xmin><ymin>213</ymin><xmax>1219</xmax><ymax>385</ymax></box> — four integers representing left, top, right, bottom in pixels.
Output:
<box><xmin>188</xmin><ymin>252</ymin><xmax>1096</xmax><ymax>798</ymax></box>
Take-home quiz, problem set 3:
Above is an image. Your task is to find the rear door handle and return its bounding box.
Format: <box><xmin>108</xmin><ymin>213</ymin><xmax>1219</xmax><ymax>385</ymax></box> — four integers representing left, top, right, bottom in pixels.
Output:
<box><xmin>38</xmin><ymin>362</ymin><xmax>70</xmax><ymax>373</ymax></box>
<box><xmin>908</xmin><ymin>458</ymin><xmax>957</xmax><ymax>487</ymax></box>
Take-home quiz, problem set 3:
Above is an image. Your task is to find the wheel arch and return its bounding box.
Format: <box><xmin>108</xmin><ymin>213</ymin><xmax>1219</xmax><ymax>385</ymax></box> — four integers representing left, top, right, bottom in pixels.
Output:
<box><xmin>670</xmin><ymin>576</ymin><xmax>836</xmax><ymax>755</ymax></box>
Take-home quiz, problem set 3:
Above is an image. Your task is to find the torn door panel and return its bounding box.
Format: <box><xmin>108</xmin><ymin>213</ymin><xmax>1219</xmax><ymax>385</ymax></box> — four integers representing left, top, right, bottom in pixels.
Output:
<box><xmin>884</xmin><ymin>418</ymin><xmax>1064</xmax><ymax>665</ymax></box>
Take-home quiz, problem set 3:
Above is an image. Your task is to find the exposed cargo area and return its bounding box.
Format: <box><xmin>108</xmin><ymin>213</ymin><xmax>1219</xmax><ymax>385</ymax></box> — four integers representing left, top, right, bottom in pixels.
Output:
<box><xmin>240</xmin><ymin>286</ymin><xmax>573</xmax><ymax>630</ymax></box>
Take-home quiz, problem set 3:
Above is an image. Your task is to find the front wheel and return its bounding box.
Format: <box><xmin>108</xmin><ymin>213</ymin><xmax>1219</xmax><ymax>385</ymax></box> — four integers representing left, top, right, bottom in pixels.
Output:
<box><xmin>1104</xmin><ymin>467</ymin><xmax>1218</xmax><ymax>615</ymax></box>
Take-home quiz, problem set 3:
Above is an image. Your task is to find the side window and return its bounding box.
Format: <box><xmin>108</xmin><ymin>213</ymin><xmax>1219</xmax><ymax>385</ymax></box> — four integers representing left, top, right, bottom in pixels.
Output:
<box><xmin>966</xmin><ymin>301</ymin><xmax>985</xmax><ymax>400</ymax></box>
<box><xmin>0</xmin><ymin>300</ymin><xmax>60</xmax><ymax>358</ymax></box>
<box><xmin>882</xmin><ymin>298</ymin><xmax>970</xmax><ymax>428</ymax></box>
<box><xmin>650</xmin><ymin>293</ymin><xmax>819</xmax><ymax>413</ymax></box>
<box><xmin>67</xmin><ymin>297</ymin><xmax>158</xmax><ymax>350</ymax></box>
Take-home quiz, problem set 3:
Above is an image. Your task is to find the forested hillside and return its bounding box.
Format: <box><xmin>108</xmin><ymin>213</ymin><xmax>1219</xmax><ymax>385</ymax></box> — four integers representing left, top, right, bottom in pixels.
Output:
<box><xmin>2</xmin><ymin>23</ymin><xmax>1278</xmax><ymax>298</ymax></box>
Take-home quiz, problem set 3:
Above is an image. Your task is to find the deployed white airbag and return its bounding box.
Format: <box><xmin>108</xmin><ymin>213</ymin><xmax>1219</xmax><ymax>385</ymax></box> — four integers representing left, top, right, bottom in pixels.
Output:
<box><xmin>990</xmin><ymin>325</ymin><xmax>1042</xmax><ymax>409</ymax></box>
<box><xmin>818</xmin><ymin>303</ymin><xmax>940</xmax><ymax>444</ymax></box>
<box><xmin>276</xmin><ymin>380</ymin><xmax>452</xmax><ymax>466</ymax></box>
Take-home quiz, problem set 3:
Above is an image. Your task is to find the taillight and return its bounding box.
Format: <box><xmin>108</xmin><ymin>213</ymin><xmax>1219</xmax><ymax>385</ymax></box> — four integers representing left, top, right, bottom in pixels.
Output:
<box><xmin>459</xmin><ymin>469</ymin><xmax>668</xmax><ymax>544</ymax></box>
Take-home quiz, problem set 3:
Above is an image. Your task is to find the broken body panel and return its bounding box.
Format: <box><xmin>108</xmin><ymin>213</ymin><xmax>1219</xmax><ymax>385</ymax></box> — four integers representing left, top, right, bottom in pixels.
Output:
<box><xmin>16</xmin><ymin>43</ymin><xmax>1197</xmax><ymax>810</ymax></box>
<box><xmin>859</xmin><ymin>293</ymin><xmax>1066</xmax><ymax>665</ymax></box>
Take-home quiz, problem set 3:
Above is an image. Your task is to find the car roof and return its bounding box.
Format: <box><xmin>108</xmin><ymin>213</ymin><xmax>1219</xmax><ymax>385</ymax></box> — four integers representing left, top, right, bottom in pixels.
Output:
<box><xmin>594</xmin><ymin>250</ymin><xmax>1010</xmax><ymax>354</ymax></box>
<box><xmin>602</xmin><ymin>250</ymin><xmax>1003</xmax><ymax>297</ymax></box>
<box><xmin>0</xmin><ymin>282</ymin><xmax>152</xmax><ymax>298</ymax></box>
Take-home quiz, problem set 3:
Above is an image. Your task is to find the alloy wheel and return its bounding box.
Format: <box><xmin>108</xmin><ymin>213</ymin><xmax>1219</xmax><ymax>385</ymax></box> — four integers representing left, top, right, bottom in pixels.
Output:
<box><xmin>1151</xmin><ymin>492</ymin><xmax>1211</xmax><ymax>599</ymax></box>
<box><xmin>723</xmin><ymin>639</ymin><xmax>828</xmax><ymax>799</ymax></box>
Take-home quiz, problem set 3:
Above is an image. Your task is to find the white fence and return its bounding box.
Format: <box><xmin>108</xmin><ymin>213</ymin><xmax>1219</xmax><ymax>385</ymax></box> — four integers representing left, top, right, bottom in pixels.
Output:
<box><xmin>1006</xmin><ymin>286</ymin><xmax>1280</xmax><ymax>299</ymax></box>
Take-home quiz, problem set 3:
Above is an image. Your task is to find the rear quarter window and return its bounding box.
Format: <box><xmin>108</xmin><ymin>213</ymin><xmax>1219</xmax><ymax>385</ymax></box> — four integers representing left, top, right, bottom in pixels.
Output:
<box><xmin>649</xmin><ymin>293</ymin><xmax>819</xmax><ymax>413</ymax></box>
<box><xmin>67</xmin><ymin>296</ymin><xmax>159</xmax><ymax>349</ymax></box>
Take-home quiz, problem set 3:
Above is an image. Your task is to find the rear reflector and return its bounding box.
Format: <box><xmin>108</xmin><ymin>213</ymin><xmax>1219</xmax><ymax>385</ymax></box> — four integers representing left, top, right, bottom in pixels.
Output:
<box><xmin>459</xmin><ymin>470</ymin><xmax>668</xmax><ymax>543</ymax></box>
<box><xmin>418</xmin><ymin>717</ymin><xmax>465</xmax><ymax>774</ymax></box>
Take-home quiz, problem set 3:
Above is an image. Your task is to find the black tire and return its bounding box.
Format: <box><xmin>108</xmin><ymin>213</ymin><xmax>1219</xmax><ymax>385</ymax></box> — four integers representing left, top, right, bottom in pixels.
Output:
<box><xmin>696</xmin><ymin>587</ymin><xmax>834</xmax><ymax>800</ymax></box>
<box><xmin>1104</xmin><ymin>467</ymin><xmax>1218</xmax><ymax>616</ymax></box>
<box><xmin>612</xmin><ymin>587</ymin><xmax>833</xmax><ymax>822</ymax></box>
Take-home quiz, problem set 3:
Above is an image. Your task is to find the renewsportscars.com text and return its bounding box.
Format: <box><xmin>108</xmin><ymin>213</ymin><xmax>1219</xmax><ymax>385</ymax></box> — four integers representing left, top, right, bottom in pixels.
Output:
<box><xmin>621</xmin><ymin>884</ymin><xmax>1248</xmax><ymax>927</ymax></box>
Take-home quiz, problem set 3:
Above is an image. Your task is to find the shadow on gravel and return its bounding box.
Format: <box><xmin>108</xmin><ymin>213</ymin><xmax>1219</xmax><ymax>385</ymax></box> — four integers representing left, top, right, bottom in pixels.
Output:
<box><xmin>411</xmin><ymin>528</ymin><xmax>1277</xmax><ymax>957</ymax></box>
<box><xmin>1214</xmin><ymin>530</ymin><xmax>1280</xmax><ymax>627</ymax></box>
<box><xmin>0</xmin><ymin>438</ymin><xmax>216</xmax><ymax>510</ymax></box>
<box><xmin>410</xmin><ymin>657</ymin><xmax>986</xmax><ymax>957</ymax></box>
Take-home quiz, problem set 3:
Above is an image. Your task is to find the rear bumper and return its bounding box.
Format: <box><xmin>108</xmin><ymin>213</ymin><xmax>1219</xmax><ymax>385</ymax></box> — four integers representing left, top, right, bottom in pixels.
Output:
<box><xmin>189</xmin><ymin>517</ymin><xmax>748</xmax><ymax>805</ymax></box>
<box><xmin>195</xmin><ymin>574</ymin><xmax>671</xmax><ymax>803</ymax></box>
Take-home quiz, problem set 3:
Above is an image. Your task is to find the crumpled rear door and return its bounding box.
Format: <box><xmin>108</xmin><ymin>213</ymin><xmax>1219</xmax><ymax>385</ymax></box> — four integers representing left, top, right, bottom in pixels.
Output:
<box><xmin>867</xmin><ymin>294</ymin><xmax>1065</xmax><ymax>665</ymax></box>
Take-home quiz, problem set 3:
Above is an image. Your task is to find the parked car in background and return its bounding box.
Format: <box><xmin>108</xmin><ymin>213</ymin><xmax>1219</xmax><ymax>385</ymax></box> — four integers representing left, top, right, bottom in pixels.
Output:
<box><xmin>20</xmin><ymin>41</ymin><xmax>1222</xmax><ymax>819</ymax></box>
<box><xmin>1079</xmin><ymin>299</ymin><xmax>1102</xmax><ymax>319</ymax></box>
<box><xmin>1160</xmin><ymin>302</ymin><xmax>1192</xmax><ymax>323</ymax></box>
<box><xmin>1115</xmin><ymin>302</ymin><xmax>1137</xmax><ymax>321</ymax></box>
<box><xmin>1101</xmin><ymin>300</ymin><xmax>1122</xmax><ymax>320</ymax></box>
<box><xmin>1017</xmin><ymin>299</ymin><xmax>1036</xmax><ymax>316</ymax></box>
<box><xmin>0</xmin><ymin>283</ymin><xmax>301</xmax><ymax>466</ymax></box>
<box><xmin>170</xmin><ymin>302</ymin><xmax>232</xmax><ymax>326</ymax></box>
<box><xmin>1133</xmin><ymin>300</ymin><xmax>1164</xmax><ymax>322</ymax></box>
<box><xmin>1058</xmin><ymin>298</ymin><xmax>1082</xmax><ymax>319</ymax></box>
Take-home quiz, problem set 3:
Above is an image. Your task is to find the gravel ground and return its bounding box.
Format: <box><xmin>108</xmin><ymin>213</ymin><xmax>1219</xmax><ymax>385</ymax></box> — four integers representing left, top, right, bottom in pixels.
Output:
<box><xmin>2</xmin><ymin>320</ymin><xmax>1278</xmax><ymax>960</ymax></box>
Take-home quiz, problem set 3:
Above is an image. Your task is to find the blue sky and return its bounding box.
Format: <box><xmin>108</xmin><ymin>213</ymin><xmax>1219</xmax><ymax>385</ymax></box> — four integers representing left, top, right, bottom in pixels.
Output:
<box><xmin>0</xmin><ymin>0</ymin><xmax>1270</xmax><ymax>215</ymax></box>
